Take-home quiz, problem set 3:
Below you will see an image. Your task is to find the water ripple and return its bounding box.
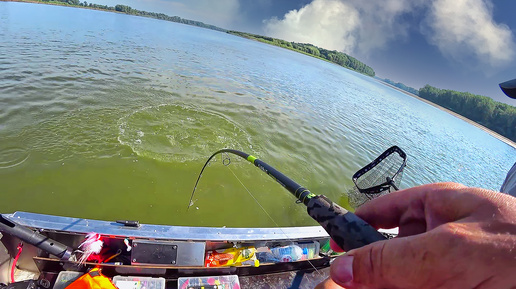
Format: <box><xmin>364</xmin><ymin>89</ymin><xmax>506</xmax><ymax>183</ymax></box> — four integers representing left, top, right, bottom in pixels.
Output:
<box><xmin>117</xmin><ymin>104</ymin><xmax>254</xmax><ymax>162</ymax></box>
<box><xmin>0</xmin><ymin>147</ymin><xmax>30</xmax><ymax>169</ymax></box>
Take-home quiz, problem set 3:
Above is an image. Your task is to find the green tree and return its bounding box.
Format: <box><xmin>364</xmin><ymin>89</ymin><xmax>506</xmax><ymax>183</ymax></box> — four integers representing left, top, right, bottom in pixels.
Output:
<box><xmin>115</xmin><ymin>4</ymin><xmax>132</xmax><ymax>13</ymax></box>
<box><xmin>419</xmin><ymin>85</ymin><xmax>516</xmax><ymax>141</ymax></box>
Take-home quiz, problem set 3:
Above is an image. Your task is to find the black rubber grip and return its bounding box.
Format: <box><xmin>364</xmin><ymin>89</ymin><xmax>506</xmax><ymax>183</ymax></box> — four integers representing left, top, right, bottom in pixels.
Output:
<box><xmin>0</xmin><ymin>215</ymin><xmax>72</xmax><ymax>260</ymax></box>
<box><xmin>307</xmin><ymin>195</ymin><xmax>387</xmax><ymax>251</ymax></box>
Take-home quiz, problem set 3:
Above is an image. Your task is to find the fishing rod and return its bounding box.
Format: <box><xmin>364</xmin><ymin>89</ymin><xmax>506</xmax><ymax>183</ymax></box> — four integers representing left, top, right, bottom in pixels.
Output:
<box><xmin>189</xmin><ymin>149</ymin><xmax>387</xmax><ymax>252</ymax></box>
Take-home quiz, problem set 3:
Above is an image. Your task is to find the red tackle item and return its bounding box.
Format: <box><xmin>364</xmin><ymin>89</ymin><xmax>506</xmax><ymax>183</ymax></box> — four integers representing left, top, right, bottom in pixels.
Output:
<box><xmin>65</xmin><ymin>268</ymin><xmax>117</xmax><ymax>289</ymax></box>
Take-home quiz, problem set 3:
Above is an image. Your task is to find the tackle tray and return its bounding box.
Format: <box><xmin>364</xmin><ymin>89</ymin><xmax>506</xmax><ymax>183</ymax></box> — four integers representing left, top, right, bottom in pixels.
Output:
<box><xmin>177</xmin><ymin>275</ymin><xmax>240</xmax><ymax>289</ymax></box>
<box><xmin>112</xmin><ymin>275</ymin><xmax>166</xmax><ymax>289</ymax></box>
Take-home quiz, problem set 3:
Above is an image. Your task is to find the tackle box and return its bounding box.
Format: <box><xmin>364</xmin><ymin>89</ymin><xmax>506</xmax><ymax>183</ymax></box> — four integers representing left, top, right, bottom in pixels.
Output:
<box><xmin>112</xmin><ymin>275</ymin><xmax>166</xmax><ymax>289</ymax></box>
<box><xmin>177</xmin><ymin>275</ymin><xmax>240</xmax><ymax>289</ymax></box>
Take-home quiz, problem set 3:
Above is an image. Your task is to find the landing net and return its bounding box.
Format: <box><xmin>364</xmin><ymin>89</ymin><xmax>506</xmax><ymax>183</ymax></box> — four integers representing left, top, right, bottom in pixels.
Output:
<box><xmin>348</xmin><ymin>146</ymin><xmax>407</xmax><ymax>208</ymax></box>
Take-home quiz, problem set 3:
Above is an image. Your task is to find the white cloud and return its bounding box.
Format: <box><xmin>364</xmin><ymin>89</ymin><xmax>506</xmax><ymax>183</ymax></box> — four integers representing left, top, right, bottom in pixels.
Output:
<box><xmin>352</xmin><ymin>0</ymin><xmax>424</xmax><ymax>53</ymax></box>
<box><xmin>424</xmin><ymin>0</ymin><xmax>515</xmax><ymax>68</ymax></box>
<box><xmin>263</xmin><ymin>0</ymin><xmax>423</xmax><ymax>55</ymax></box>
<box><xmin>264</xmin><ymin>0</ymin><xmax>360</xmax><ymax>53</ymax></box>
<box><xmin>262</xmin><ymin>0</ymin><xmax>515</xmax><ymax>69</ymax></box>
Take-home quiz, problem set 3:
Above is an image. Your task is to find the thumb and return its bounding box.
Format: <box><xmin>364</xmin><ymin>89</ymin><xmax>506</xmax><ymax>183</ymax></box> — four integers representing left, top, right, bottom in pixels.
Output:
<box><xmin>330</xmin><ymin>235</ymin><xmax>435</xmax><ymax>289</ymax></box>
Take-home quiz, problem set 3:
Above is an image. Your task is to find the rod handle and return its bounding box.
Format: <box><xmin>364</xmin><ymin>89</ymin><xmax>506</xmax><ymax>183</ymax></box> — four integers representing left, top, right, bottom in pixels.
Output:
<box><xmin>307</xmin><ymin>195</ymin><xmax>386</xmax><ymax>251</ymax></box>
<box><xmin>0</xmin><ymin>215</ymin><xmax>72</xmax><ymax>260</ymax></box>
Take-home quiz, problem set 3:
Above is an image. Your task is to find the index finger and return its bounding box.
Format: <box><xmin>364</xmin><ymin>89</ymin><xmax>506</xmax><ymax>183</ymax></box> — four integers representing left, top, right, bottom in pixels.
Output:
<box><xmin>354</xmin><ymin>182</ymin><xmax>471</xmax><ymax>232</ymax></box>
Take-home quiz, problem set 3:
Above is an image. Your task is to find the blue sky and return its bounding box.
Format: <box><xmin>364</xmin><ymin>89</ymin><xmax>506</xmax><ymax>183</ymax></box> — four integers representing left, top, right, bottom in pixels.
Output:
<box><xmin>91</xmin><ymin>0</ymin><xmax>516</xmax><ymax>105</ymax></box>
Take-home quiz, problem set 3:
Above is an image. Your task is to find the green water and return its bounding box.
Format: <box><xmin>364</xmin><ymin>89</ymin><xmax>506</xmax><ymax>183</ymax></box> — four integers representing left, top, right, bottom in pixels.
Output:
<box><xmin>1</xmin><ymin>2</ymin><xmax>515</xmax><ymax>228</ymax></box>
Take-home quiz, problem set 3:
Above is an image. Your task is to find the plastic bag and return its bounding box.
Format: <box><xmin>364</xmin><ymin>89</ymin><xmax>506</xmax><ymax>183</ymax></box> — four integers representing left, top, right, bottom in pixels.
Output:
<box><xmin>205</xmin><ymin>247</ymin><xmax>259</xmax><ymax>267</ymax></box>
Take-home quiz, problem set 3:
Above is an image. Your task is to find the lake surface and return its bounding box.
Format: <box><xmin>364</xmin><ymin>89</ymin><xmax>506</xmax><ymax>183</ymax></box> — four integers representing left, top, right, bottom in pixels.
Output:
<box><xmin>1</xmin><ymin>2</ymin><xmax>515</xmax><ymax>227</ymax></box>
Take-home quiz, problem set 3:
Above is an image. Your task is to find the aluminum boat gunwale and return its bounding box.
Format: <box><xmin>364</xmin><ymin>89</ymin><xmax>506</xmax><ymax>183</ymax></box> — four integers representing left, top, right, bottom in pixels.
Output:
<box><xmin>2</xmin><ymin>211</ymin><xmax>330</xmax><ymax>242</ymax></box>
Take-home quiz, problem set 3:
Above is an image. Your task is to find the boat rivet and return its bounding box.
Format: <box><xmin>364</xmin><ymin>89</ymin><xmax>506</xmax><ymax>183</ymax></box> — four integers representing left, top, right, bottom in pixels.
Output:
<box><xmin>132</xmin><ymin>259</ymin><xmax>136</xmax><ymax>262</ymax></box>
<box><xmin>133</xmin><ymin>243</ymin><xmax>138</xmax><ymax>247</ymax></box>
<box><xmin>171</xmin><ymin>261</ymin><xmax>176</xmax><ymax>264</ymax></box>
<box><xmin>172</xmin><ymin>245</ymin><xmax>177</xmax><ymax>249</ymax></box>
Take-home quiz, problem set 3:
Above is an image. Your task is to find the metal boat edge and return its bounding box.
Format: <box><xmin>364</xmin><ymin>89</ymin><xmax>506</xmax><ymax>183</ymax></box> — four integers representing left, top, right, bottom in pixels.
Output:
<box><xmin>2</xmin><ymin>211</ymin><xmax>330</xmax><ymax>242</ymax></box>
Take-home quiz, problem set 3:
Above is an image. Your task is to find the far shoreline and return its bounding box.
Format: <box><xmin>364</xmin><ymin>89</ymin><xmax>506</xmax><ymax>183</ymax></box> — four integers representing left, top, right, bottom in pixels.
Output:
<box><xmin>0</xmin><ymin>0</ymin><xmax>114</xmax><ymax>12</ymax></box>
<box><xmin>377</xmin><ymin>79</ymin><xmax>516</xmax><ymax>149</ymax></box>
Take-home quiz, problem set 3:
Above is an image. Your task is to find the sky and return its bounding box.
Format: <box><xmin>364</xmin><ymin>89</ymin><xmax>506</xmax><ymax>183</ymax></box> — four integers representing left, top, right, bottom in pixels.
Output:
<box><xmin>91</xmin><ymin>0</ymin><xmax>516</xmax><ymax>105</ymax></box>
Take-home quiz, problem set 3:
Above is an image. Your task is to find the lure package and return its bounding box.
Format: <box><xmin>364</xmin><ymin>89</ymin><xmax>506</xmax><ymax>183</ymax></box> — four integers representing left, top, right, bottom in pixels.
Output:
<box><xmin>256</xmin><ymin>242</ymin><xmax>321</xmax><ymax>263</ymax></box>
<box><xmin>205</xmin><ymin>247</ymin><xmax>259</xmax><ymax>267</ymax></box>
<box><xmin>271</xmin><ymin>245</ymin><xmax>303</xmax><ymax>262</ymax></box>
<box><xmin>297</xmin><ymin>241</ymin><xmax>320</xmax><ymax>259</ymax></box>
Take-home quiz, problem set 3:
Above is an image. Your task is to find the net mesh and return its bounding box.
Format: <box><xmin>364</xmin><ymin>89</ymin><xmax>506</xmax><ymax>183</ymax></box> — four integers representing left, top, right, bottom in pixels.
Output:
<box><xmin>348</xmin><ymin>146</ymin><xmax>407</xmax><ymax>208</ymax></box>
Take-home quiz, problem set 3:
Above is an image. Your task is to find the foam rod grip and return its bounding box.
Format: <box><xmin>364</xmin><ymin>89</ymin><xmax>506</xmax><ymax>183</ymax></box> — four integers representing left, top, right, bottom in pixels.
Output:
<box><xmin>307</xmin><ymin>195</ymin><xmax>386</xmax><ymax>251</ymax></box>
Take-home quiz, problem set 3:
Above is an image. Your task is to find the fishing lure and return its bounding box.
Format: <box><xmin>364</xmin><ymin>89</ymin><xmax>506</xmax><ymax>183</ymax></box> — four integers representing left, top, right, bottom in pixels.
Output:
<box><xmin>78</xmin><ymin>232</ymin><xmax>103</xmax><ymax>265</ymax></box>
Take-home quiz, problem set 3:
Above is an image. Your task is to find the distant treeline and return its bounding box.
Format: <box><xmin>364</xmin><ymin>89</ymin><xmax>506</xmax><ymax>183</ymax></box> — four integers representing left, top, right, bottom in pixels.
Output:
<box><xmin>380</xmin><ymin>78</ymin><xmax>419</xmax><ymax>96</ymax></box>
<box><xmin>228</xmin><ymin>31</ymin><xmax>375</xmax><ymax>77</ymax></box>
<box><xmin>419</xmin><ymin>85</ymin><xmax>516</xmax><ymax>141</ymax></box>
<box><xmin>18</xmin><ymin>0</ymin><xmax>227</xmax><ymax>32</ymax></box>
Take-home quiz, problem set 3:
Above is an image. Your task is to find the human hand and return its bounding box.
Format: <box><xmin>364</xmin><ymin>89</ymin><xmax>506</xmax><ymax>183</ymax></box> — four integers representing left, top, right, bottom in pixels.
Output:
<box><xmin>318</xmin><ymin>182</ymin><xmax>516</xmax><ymax>289</ymax></box>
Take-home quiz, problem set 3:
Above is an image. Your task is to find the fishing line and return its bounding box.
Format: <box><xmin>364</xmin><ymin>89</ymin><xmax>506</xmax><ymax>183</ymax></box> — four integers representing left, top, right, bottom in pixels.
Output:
<box><xmin>190</xmin><ymin>148</ymin><xmax>388</xmax><ymax>255</ymax></box>
<box><xmin>224</xmin><ymin>161</ymin><xmax>322</xmax><ymax>275</ymax></box>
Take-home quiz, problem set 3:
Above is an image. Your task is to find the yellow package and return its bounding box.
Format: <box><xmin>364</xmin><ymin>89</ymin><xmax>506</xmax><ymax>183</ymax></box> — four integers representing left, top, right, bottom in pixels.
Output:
<box><xmin>205</xmin><ymin>246</ymin><xmax>260</xmax><ymax>267</ymax></box>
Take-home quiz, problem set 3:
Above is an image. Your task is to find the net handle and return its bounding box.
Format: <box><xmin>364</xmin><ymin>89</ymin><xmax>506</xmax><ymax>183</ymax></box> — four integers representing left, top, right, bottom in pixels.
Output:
<box><xmin>352</xmin><ymin>146</ymin><xmax>407</xmax><ymax>194</ymax></box>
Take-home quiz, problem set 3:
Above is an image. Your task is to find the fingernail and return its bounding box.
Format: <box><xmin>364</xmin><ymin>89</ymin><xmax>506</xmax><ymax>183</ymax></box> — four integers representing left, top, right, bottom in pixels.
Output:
<box><xmin>331</xmin><ymin>255</ymin><xmax>354</xmax><ymax>285</ymax></box>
